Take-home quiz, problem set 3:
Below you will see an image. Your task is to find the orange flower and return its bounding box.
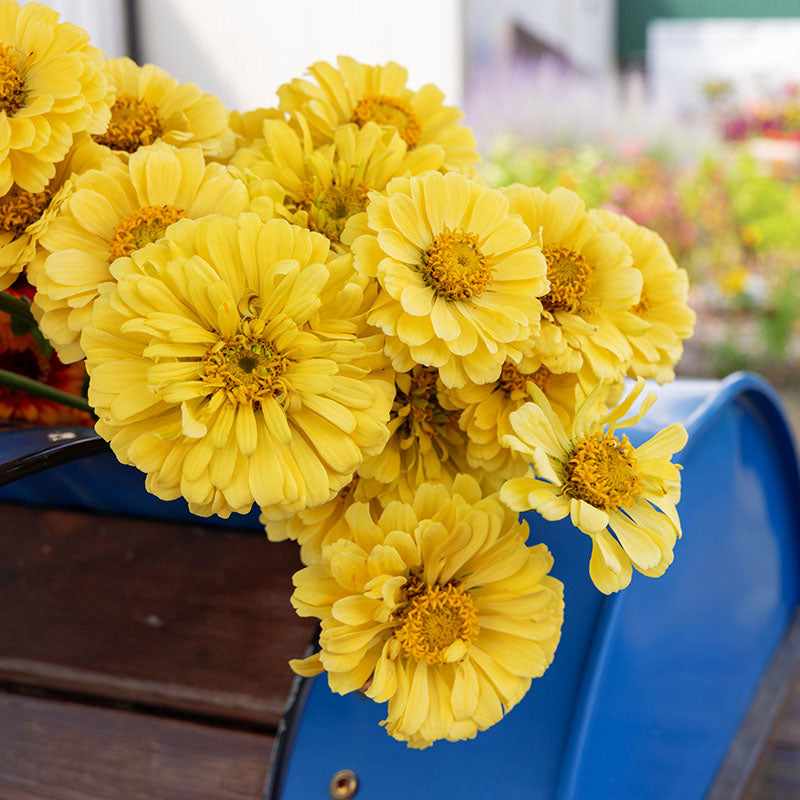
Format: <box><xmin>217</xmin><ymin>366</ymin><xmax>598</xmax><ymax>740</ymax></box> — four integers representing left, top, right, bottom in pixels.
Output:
<box><xmin>0</xmin><ymin>285</ymin><xmax>91</xmax><ymax>426</ymax></box>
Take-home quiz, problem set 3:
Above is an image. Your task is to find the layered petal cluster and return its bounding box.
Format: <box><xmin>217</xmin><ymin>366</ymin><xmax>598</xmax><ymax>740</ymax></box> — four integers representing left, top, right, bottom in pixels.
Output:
<box><xmin>353</xmin><ymin>171</ymin><xmax>550</xmax><ymax>388</ymax></box>
<box><xmin>28</xmin><ymin>142</ymin><xmax>248</xmax><ymax>362</ymax></box>
<box><xmin>82</xmin><ymin>215</ymin><xmax>393</xmax><ymax>519</ymax></box>
<box><xmin>501</xmin><ymin>379</ymin><xmax>687</xmax><ymax>594</ymax></box>
<box><xmin>264</xmin><ymin>474</ymin><xmax>387</xmax><ymax>567</ymax></box>
<box><xmin>266</xmin><ymin>362</ymin><xmax>505</xmax><ymax>564</ymax></box>
<box><xmin>278</xmin><ymin>56</ymin><xmax>479</xmax><ymax>174</ymax></box>
<box><xmin>0</xmin><ymin>1</ymin><xmax>112</xmax><ymax>194</ymax></box>
<box><xmin>230</xmin><ymin>118</ymin><xmax>443</xmax><ymax>248</ymax></box>
<box><xmin>228</xmin><ymin>106</ymin><xmax>284</xmax><ymax>150</ymax></box>
<box><xmin>358</xmin><ymin>365</ymin><xmax>465</xmax><ymax>502</ymax></box>
<box><xmin>442</xmin><ymin>357</ymin><xmax>582</xmax><ymax>479</ymax></box>
<box><xmin>290</xmin><ymin>474</ymin><xmax>563</xmax><ymax>748</ymax></box>
<box><xmin>590</xmin><ymin>209</ymin><xmax>696</xmax><ymax>383</ymax></box>
<box><xmin>92</xmin><ymin>57</ymin><xmax>234</xmax><ymax>159</ymax></box>
<box><xmin>503</xmin><ymin>185</ymin><xmax>644</xmax><ymax>387</ymax></box>
<box><xmin>0</xmin><ymin>134</ymin><xmax>105</xmax><ymax>288</ymax></box>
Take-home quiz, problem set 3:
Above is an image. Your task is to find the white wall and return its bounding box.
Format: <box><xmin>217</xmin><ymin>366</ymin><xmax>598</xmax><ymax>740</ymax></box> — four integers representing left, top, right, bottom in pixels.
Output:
<box><xmin>45</xmin><ymin>0</ymin><xmax>127</xmax><ymax>58</ymax></box>
<box><xmin>137</xmin><ymin>0</ymin><xmax>464</xmax><ymax>112</ymax></box>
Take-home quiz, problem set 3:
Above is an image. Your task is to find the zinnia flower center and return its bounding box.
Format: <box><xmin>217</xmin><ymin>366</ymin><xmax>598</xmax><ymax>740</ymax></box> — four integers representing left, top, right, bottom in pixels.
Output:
<box><xmin>420</xmin><ymin>229</ymin><xmax>494</xmax><ymax>301</ymax></box>
<box><xmin>202</xmin><ymin>332</ymin><xmax>291</xmax><ymax>407</ymax></box>
<box><xmin>498</xmin><ymin>362</ymin><xmax>552</xmax><ymax>398</ymax></box>
<box><xmin>395</xmin><ymin>580</ymin><xmax>479</xmax><ymax>665</ymax></box>
<box><xmin>338</xmin><ymin>475</ymin><xmax>359</xmax><ymax>502</ymax></box>
<box><xmin>541</xmin><ymin>244</ymin><xmax>591</xmax><ymax>314</ymax></box>
<box><xmin>0</xmin><ymin>45</ymin><xmax>26</xmax><ymax>116</ymax></box>
<box><xmin>109</xmin><ymin>204</ymin><xmax>186</xmax><ymax>260</ymax></box>
<box><xmin>351</xmin><ymin>94</ymin><xmax>421</xmax><ymax>148</ymax></box>
<box><xmin>395</xmin><ymin>366</ymin><xmax>458</xmax><ymax>448</ymax></box>
<box><xmin>92</xmin><ymin>95</ymin><xmax>164</xmax><ymax>153</ymax></box>
<box><xmin>296</xmin><ymin>179</ymin><xmax>369</xmax><ymax>243</ymax></box>
<box><xmin>563</xmin><ymin>431</ymin><xmax>642</xmax><ymax>511</ymax></box>
<box><xmin>0</xmin><ymin>185</ymin><xmax>52</xmax><ymax>236</ymax></box>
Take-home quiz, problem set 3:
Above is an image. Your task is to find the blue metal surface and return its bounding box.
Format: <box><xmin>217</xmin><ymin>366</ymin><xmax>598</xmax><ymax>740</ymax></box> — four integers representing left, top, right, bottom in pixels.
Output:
<box><xmin>272</xmin><ymin>374</ymin><xmax>800</xmax><ymax>800</ymax></box>
<box><xmin>0</xmin><ymin>431</ymin><xmax>263</xmax><ymax>530</ymax></box>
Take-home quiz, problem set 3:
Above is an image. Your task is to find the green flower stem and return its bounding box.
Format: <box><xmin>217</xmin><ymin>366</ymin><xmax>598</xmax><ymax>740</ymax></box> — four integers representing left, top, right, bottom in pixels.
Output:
<box><xmin>0</xmin><ymin>290</ymin><xmax>52</xmax><ymax>355</ymax></box>
<box><xmin>0</xmin><ymin>368</ymin><xmax>93</xmax><ymax>414</ymax></box>
<box><xmin>0</xmin><ymin>290</ymin><xmax>35</xmax><ymax>320</ymax></box>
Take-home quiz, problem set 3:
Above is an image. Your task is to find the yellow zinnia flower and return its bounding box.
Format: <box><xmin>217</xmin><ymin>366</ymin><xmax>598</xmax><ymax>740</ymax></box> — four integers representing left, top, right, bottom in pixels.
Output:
<box><xmin>264</xmin><ymin>474</ymin><xmax>388</xmax><ymax>567</ymax></box>
<box><xmin>266</xmin><ymin>362</ymin><xmax>508</xmax><ymax>564</ymax></box>
<box><xmin>82</xmin><ymin>214</ymin><xmax>393</xmax><ymax>520</ymax></box>
<box><xmin>278</xmin><ymin>56</ymin><xmax>479</xmax><ymax>174</ymax></box>
<box><xmin>0</xmin><ymin>1</ymin><xmax>112</xmax><ymax>194</ymax></box>
<box><xmin>501</xmin><ymin>379</ymin><xmax>687</xmax><ymax>594</ymax></box>
<box><xmin>266</xmin><ymin>369</ymin><xmax>509</xmax><ymax>564</ymax></box>
<box><xmin>353</xmin><ymin>171</ymin><xmax>549</xmax><ymax>388</ymax></box>
<box><xmin>230</xmin><ymin>117</ymin><xmax>442</xmax><ymax>249</ymax></box>
<box><xmin>0</xmin><ymin>134</ymin><xmax>105</xmax><ymax>288</ymax></box>
<box><xmin>357</xmin><ymin>364</ymin><xmax>469</xmax><ymax>502</ymax></box>
<box><xmin>590</xmin><ymin>209</ymin><xmax>696</xmax><ymax>384</ymax></box>
<box><xmin>28</xmin><ymin>142</ymin><xmax>249</xmax><ymax>363</ymax></box>
<box><xmin>92</xmin><ymin>57</ymin><xmax>234</xmax><ymax>159</ymax></box>
<box><xmin>503</xmin><ymin>185</ymin><xmax>644</xmax><ymax>388</ymax></box>
<box><xmin>442</xmin><ymin>357</ymin><xmax>582</xmax><ymax>478</ymax></box>
<box><xmin>228</xmin><ymin>106</ymin><xmax>284</xmax><ymax>150</ymax></box>
<box><xmin>290</xmin><ymin>474</ymin><xmax>564</xmax><ymax>748</ymax></box>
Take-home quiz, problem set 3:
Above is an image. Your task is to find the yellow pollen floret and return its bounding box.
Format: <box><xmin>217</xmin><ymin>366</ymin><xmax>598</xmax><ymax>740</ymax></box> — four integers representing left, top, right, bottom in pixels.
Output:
<box><xmin>296</xmin><ymin>179</ymin><xmax>369</xmax><ymax>243</ymax></box>
<box><xmin>498</xmin><ymin>362</ymin><xmax>553</xmax><ymax>397</ymax></box>
<box><xmin>202</xmin><ymin>333</ymin><xmax>291</xmax><ymax>408</ymax></box>
<box><xmin>563</xmin><ymin>431</ymin><xmax>642</xmax><ymax>511</ymax></box>
<box><xmin>108</xmin><ymin>204</ymin><xmax>186</xmax><ymax>260</ymax></box>
<box><xmin>529</xmin><ymin>365</ymin><xmax>553</xmax><ymax>392</ymax></box>
<box><xmin>396</xmin><ymin>366</ymin><xmax>456</xmax><ymax>445</ymax></box>
<box><xmin>632</xmin><ymin>288</ymin><xmax>650</xmax><ymax>315</ymax></box>
<box><xmin>394</xmin><ymin>579</ymin><xmax>480</xmax><ymax>665</ymax></box>
<box><xmin>93</xmin><ymin>94</ymin><xmax>164</xmax><ymax>153</ymax></box>
<box><xmin>541</xmin><ymin>244</ymin><xmax>591</xmax><ymax>314</ymax></box>
<box><xmin>0</xmin><ymin>185</ymin><xmax>52</xmax><ymax>236</ymax></box>
<box><xmin>338</xmin><ymin>475</ymin><xmax>359</xmax><ymax>502</ymax></box>
<box><xmin>0</xmin><ymin>45</ymin><xmax>26</xmax><ymax>116</ymax></box>
<box><xmin>351</xmin><ymin>94</ymin><xmax>421</xmax><ymax>148</ymax></box>
<box><xmin>420</xmin><ymin>229</ymin><xmax>495</xmax><ymax>301</ymax></box>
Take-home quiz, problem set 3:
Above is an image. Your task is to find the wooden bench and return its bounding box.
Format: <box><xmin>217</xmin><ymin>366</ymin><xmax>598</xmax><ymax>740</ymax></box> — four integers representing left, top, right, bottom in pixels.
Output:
<box><xmin>0</xmin><ymin>504</ymin><xmax>314</xmax><ymax>800</ymax></box>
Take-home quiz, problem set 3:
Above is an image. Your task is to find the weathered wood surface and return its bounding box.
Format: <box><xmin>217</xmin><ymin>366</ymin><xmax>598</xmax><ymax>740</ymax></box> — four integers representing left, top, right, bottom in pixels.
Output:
<box><xmin>0</xmin><ymin>692</ymin><xmax>273</xmax><ymax>800</ymax></box>
<box><xmin>0</xmin><ymin>504</ymin><xmax>315</xmax><ymax>726</ymax></box>
<box><xmin>709</xmin><ymin>613</ymin><xmax>800</xmax><ymax>800</ymax></box>
<box><xmin>744</xmin><ymin>660</ymin><xmax>800</xmax><ymax>799</ymax></box>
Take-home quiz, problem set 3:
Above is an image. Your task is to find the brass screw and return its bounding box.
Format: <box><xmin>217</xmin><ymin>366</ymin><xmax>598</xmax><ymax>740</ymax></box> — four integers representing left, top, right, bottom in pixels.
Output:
<box><xmin>329</xmin><ymin>768</ymin><xmax>358</xmax><ymax>799</ymax></box>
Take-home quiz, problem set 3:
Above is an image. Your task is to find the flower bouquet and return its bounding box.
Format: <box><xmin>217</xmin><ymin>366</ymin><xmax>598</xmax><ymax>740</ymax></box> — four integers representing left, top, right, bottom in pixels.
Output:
<box><xmin>0</xmin><ymin>1</ymin><xmax>696</xmax><ymax>750</ymax></box>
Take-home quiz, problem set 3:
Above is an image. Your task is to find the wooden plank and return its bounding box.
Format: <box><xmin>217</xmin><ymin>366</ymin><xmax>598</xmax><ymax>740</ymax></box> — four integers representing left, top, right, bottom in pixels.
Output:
<box><xmin>770</xmin><ymin>661</ymin><xmax>800</xmax><ymax>747</ymax></box>
<box><xmin>741</xmin><ymin>644</ymin><xmax>800</xmax><ymax>799</ymax></box>
<box><xmin>706</xmin><ymin>610</ymin><xmax>800</xmax><ymax>800</ymax></box>
<box><xmin>0</xmin><ymin>504</ymin><xmax>315</xmax><ymax>726</ymax></box>
<box><xmin>742</xmin><ymin>746</ymin><xmax>800</xmax><ymax>800</ymax></box>
<box><xmin>0</xmin><ymin>691</ymin><xmax>271</xmax><ymax>800</ymax></box>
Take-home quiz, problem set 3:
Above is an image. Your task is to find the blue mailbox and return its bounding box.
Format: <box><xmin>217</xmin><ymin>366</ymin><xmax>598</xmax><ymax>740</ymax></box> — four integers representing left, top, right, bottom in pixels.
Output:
<box><xmin>267</xmin><ymin>374</ymin><xmax>800</xmax><ymax>800</ymax></box>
